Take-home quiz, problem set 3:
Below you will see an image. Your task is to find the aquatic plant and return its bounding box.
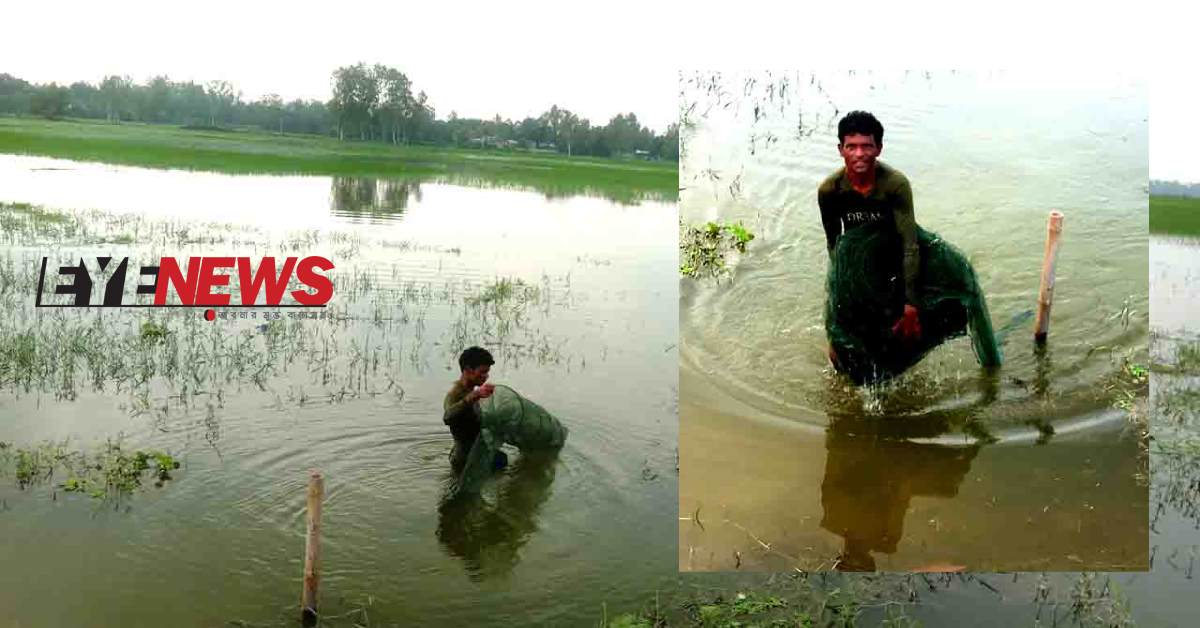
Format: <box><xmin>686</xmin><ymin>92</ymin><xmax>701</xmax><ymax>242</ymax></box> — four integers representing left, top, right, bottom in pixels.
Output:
<box><xmin>679</xmin><ymin>220</ymin><xmax>756</xmax><ymax>279</ymax></box>
<box><xmin>467</xmin><ymin>278</ymin><xmax>540</xmax><ymax>306</ymax></box>
<box><xmin>603</xmin><ymin>569</ymin><xmax>1140</xmax><ymax>628</ymax></box>
<box><xmin>0</xmin><ymin>439</ymin><xmax>179</xmax><ymax>499</ymax></box>
<box><xmin>140</xmin><ymin>320</ymin><xmax>169</xmax><ymax>343</ymax></box>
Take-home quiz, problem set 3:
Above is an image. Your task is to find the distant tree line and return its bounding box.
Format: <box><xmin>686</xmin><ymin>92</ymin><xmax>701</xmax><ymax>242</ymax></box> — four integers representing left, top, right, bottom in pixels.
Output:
<box><xmin>1150</xmin><ymin>179</ymin><xmax>1200</xmax><ymax>198</ymax></box>
<box><xmin>0</xmin><ymin>67</ymin><xmax>678</xmax><ymax>161</ymax></box>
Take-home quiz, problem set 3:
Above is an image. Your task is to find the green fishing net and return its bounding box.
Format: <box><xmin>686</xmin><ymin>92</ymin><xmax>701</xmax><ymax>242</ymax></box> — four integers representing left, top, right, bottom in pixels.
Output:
<box><xmin>452</xmin><ymin>385</ymin><xmax>568</xmax><ymax>497</ymax></box>
<box><xmin>825</xmin><ymin>221</ymin><xmax>1001</xmax><ymax>384</ymax></box>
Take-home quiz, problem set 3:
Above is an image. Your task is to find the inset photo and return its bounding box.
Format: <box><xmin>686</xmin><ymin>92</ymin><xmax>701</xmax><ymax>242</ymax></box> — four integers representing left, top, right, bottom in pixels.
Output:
<box><xmin>679</xmin><ymin>70</ymin><xmax>1148</xmax><ymax>572</ymax></box>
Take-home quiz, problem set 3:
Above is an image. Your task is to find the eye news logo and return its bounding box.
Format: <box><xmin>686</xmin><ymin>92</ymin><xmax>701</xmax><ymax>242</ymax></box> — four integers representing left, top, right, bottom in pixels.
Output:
<box><xmin>36</xmin><ymin>256</ymin><xmax>334</xmax><ymax>319</ymax></box>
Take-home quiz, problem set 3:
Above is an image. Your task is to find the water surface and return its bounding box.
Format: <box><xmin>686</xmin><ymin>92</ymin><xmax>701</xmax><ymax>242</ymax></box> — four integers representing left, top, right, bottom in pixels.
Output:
<box><xmin>0</xmin><ymin>155</ymin><xmax>678</xmax><ymax>626</ymax></box>
<box><xmin>679</xmin><ymin>71</ymin><xmax>1148</xmax><ymax>572</ymax></box>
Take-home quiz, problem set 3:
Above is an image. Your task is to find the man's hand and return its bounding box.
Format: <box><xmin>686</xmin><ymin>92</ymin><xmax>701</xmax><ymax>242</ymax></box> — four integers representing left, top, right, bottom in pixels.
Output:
<box><xmin>891</xmin><ymin>304</ymin><xmax>921</xmax><ymax>342</ymax></box>
<box><xmin>470</xmin><ymin>383</ymin><xmax>495</xmax><ymax>402</ymax></box>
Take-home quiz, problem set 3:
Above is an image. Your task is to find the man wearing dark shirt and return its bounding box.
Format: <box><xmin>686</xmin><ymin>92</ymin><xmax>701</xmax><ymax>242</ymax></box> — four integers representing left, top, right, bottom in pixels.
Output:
<box><xmin>444</xmin><ymin>346</ymin><xmax>495</xmax><ymax>470</ymax></box>
<box><xmin>818</xmin><ymin>111</ymin><xmax>921</xmax><ymax>363</ymax></box>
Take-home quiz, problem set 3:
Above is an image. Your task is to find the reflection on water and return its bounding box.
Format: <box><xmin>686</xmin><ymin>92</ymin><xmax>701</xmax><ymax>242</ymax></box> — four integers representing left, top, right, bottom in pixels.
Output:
<box><xmin>330</xmin><ymin>177</ymin><xmax>422</xmax><ymax>219</ymax></box>
<box><xmin>436</xmin><ymin>451</ymin><xmax>560</xmax><ymax>581</ymax></box>
<box><xmin>822</xmin><ymin>427</ymin><xmax>979</xmax><ymax>572</ymax></box>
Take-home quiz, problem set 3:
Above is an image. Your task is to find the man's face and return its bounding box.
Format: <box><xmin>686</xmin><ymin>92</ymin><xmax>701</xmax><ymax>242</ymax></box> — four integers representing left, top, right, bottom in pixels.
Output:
<box><xmin>465</xmin><ymin>364</ymin><xmax>491</xmax><ymax>387</ymax></box>
<box><xmin>838</xmin><ymin>133</ymin><xmax>881</xmax><ymax>175</ymax></box>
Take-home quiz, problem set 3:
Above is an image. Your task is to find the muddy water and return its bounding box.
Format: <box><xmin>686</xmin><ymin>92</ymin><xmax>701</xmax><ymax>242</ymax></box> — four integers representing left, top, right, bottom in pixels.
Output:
<box><xmin>679</xmin><ymin>72</ymin><xmax>1148</xmax><ymax>571</ymax></box>
<box><xmin>0</xmin><ymin>155</ymin><xmax>678</xmax><ymax>626</ymax></box>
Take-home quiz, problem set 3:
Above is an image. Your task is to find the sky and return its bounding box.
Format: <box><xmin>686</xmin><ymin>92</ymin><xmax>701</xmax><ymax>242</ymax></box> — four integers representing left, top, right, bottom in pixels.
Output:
<box><xmin>1148</xmin><ymin>77</ymin><xmax>1198</xmax><ymax>183</ymax></box>
<box><xmin>3</xmin><ymin>2</ymin><xmax>1190</xmax><ymax>180</ymax></box>
<box><xmin>1</xmin><ymin>2</ymin><xmax>678</xmax><ymax>132</ymax></box>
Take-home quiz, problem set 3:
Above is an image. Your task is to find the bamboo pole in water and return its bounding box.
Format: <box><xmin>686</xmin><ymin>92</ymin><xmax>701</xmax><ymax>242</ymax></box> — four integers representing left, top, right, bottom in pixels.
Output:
<box><xmin>1034</xmin><ymin>211</ymin><xmax>1064</xmax><ymax>344</ymax></box>
<box><xmin>301</xmin><ymin>470</ymin><xmax>324</xmax><ymax>625</ymax></box>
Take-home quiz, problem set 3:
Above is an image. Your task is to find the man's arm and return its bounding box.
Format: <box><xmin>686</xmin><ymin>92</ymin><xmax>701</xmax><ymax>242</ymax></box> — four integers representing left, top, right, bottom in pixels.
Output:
<box><xmin>443</xmin><ymin>389</ymin><xmax>478</xmax><ymax>425</ymax></box>
<box><xmin>818</xmin><ymin>186</ymin><xmax>842</xmax><ymax>257</ymax></box>
<box><xmin>892</xmin><ymin>179</ymin><xmax>919</xmax><ymax>305</ymax></box>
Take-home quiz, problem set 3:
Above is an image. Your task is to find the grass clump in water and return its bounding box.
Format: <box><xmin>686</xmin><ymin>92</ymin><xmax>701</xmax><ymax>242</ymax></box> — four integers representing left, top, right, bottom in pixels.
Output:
<box><xmin>1175</xmin><ymin>342</ymin><xmax>1200</xmax><ymax>373</ymax></box>
<box><xmin>8</xmin><ymin>441</ymin><xmax>70</xmax><ymax>489</ymax></box>
<box><xmin>468</xmin><ymin>278</ymin><xmax>540</xmax><ymax>306</ymax></box>
<box><xmin>139</xmin><ymin>320</ymin><xmax>169</xmax><ymax>343</ymax></box>
<box><xmin>0</xmin><ymin>201</ymin><xmax>79</xmax><ymax>242</ymax></box>
<box><xmin>0</xmin><ymin>439</ymin><xmax>179</xmax><ymax>499</ymax></box>
<box><xmin>680</xmin><ymin>220</ymin><xmax>755</xmax><ymax>279</ymax></box>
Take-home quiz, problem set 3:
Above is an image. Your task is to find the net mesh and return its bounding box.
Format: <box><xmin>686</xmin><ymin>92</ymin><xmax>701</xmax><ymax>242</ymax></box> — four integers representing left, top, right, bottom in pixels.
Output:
<box><xmin>824</xmin><ymin>221</ymin><xmax>1001</xmax><ymax>384</ymax></box>
<box><xmin>451</xmin><ymin>385</ymin><xmax>568</xmax><ymax>497</ymax></box>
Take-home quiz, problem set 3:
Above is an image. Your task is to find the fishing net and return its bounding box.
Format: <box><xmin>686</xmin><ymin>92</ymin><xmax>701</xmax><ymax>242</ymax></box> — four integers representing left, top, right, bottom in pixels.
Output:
<box><xmin>825</xmin><ymin>221</ymin><xmax>1001</xmax><ymax>384</ymax></box>
<box><xmin>451</xmin><ymin>385</ymin><xmax>568</xmax><ymax>497</ymax></box>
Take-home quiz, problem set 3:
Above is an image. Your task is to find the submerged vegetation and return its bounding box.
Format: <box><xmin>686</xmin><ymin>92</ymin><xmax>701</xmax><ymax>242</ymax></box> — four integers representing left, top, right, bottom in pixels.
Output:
<box><xmin>0</xmin><ymin>439</ymin><xmax>178</xmax><ymax>500</ymax></box>
<box><xmin>679</xmin><ymin>221</ymin><xmax>756</xmax><ymax>279</ymax></box>
<box><xmin>0</xmin><ymin>202</ymin><xmax>580</xmax><ymax>408</ymax></box>
<box><xmin>604</xmin><ymin>571</ymin><xmax>1136</xmax><ymax>627</ymax></box>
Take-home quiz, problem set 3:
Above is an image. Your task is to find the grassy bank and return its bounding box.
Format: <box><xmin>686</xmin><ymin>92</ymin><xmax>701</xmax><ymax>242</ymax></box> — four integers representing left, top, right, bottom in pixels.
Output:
<box><xmin>1150</xmin><ymin>195</ymin><xmax>1200</xmax><ymax>237</ymax></box>
<box><xmin>0</xmin><ymin>117</ymin><xmax>676</xmax><ymax>203</ymax></box>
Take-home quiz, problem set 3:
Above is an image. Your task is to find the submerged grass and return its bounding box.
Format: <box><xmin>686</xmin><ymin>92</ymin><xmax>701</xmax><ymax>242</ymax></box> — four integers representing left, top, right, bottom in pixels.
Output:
<box><xmin>680</xmin><ymin>221</ymin><xmax>756</xmax><ymax>279</ymax></box>
<box><xmin>605</xmin><ymin>571</ymin><xmax>1136</xmax><ymax>627</ymax></box>
<box><xmin>0</xmin><ymin>117</ymin><xmax>676</xmax><ymax>204</ymax></box>
<box><xmin>0</xmin><ymin>202</ymin><xmax>579</xmax><ymax>419</ymax></box>
<box><xmin>0</xmin><ymin>438</ymin><xmax>178</xmax><ymax>500</ymax></box>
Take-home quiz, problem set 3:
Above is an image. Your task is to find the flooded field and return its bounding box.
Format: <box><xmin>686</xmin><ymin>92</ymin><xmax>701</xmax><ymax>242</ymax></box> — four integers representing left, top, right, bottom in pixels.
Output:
<box><xmin>0</xmin><ymin>155</ymin><xmax>678</xmax><ymax>626</ymax></box>
<box><xmin>679</xmin><ymin>72</ymin><xmax>1149</xmax><ymax>572</ymax></box>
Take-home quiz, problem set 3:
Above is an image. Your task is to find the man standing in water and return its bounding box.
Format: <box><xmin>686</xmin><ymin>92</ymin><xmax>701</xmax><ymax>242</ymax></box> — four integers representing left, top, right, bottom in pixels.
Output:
<box><xmin>444</xmin><ymin>346</ymin><xmax>496</xmax><ymax>471</ymax></box>
<box><xmin>818</xmin><ymin>111</ymin><xmax>921</xmax><ymax>366</ymax></box>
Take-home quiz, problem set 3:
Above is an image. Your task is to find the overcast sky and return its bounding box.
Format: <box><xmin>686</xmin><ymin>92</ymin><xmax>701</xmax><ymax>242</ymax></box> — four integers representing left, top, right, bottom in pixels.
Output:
<box><xmin>1149</xmin><ymin>76</ymin><xmax>1197</xmax><ymax>183</ymax></box>
<box><xmin>2</xmin><ymin>1</ymin><xmax>678</xmax><ymax>132</ymax></box>
<box><xmin>4</xmin><ymin>3</ymin><xmax>1188</xmax><ymax>180</ymax></box>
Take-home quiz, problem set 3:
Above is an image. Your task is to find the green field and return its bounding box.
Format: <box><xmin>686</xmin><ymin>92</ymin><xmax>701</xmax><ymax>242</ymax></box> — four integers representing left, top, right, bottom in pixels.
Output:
<box><xmin>0</xmin><ymin>117</ymin><xmax>676</xmax><ymax>203</ymax></box>
<box><xmin>1151</xmin><ymin>195</ymin><xmax>1200</xmax><ymax>237</ymax></box>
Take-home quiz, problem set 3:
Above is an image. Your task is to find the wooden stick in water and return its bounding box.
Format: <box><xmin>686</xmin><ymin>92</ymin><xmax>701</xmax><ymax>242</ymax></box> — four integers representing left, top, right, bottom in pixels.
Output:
<box><xmin>1034</xmin><ymin>211</ymin><xmax>1064</xmax><ymax>344</ymax></box>
<box><xmin>301</xmin><ymin>470</ymin><xmax>324</xmax><ymax>625</ymax></box>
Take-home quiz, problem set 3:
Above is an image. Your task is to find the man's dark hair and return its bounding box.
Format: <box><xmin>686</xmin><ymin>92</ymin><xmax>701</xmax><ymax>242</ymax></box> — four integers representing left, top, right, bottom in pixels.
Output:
<box><xmin>837</xmin><ymin>111</ymin><xmax>884</xmax><ymax>146</ymax></box>
<box><xmin>458</xmin><ymin>346</ymin><xmax>495</xmax><ymax>371</ymax></box>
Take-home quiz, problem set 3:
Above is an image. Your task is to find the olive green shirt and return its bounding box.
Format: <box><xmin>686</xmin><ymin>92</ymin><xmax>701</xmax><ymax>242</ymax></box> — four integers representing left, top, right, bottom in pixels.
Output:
<box><xmin>817</xmin><ymin>161</ymin><xmax>919</xmax><ymax>305</ymax></box>
<box><xmin>443</xmin><ymin>380</ymin><xmax>480</xmax><ymax>447</ymax></box>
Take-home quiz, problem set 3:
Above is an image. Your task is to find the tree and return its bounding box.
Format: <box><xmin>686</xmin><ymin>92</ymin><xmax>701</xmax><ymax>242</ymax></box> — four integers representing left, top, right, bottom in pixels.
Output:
<box><xmin>30</xmin><ymin>83</ymin><xmax>68</xmax><ymax>119</ymax></box>
<box><xmin>374</xmin><ymin>65</ymin><xmax>412</xmax><ymax>144</ymax></box>
<box><xmin>330</xmin><ymin>63</ymin><xmax>380</xmax><ymax>141</ymax></box>
<box><xmin>66</xmin><ymin>81</ymin><xmax>100</xmax><ymax>118</ymax></box>
<box><xmin>605</xmin><ymin>112</ymin><xmax>645</xmax><ymax>156</ymax></box>
<box><xmin>544</xmin><ymin>106</ymin><xmax>580</xmax><ymax>156</ymax></box>
<box><xmin>204</xmin><ymin>80</ymin><xmax>238</xmax><ymax>127</ymax></box>
<box><xmin>138</xmin><ymin>75</ymin><xmax>172</xmax><ymax>123</ymax></box>
<box><xmin>404</xmin><ymin>90</ymin><xmax>433</xmax><ymax>143</ymax></box>
<box><xmin>659</xmin><ymin>123</ymin><xmax>679</xmax><ymax>161</ymax></box>
<box><xmin>173</xmin><ymin>81</ymin><xmax>209</xmax><ymax>126</ymax></box>
<box><xmin>259</xmin><ymin>93</ymin><xmax>284</xmax><ymax>134</ymax></box>
<box><xmin>0</xmin><ymin>74</ymin><xmax>31</xmax><ymax>115</ymax></box>
<box><xmin>99</xmin><ymin>75</ymin><xmax>133</xmax><ymax>123</ymax></box>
